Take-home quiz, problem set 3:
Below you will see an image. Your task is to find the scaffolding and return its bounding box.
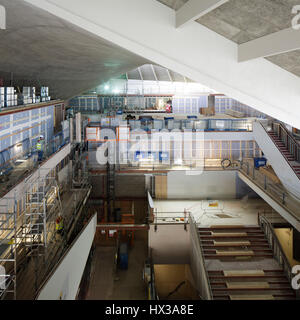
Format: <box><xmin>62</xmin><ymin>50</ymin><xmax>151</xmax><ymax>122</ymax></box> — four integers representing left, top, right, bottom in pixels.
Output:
<box><xmin>23</xmin><ymin>168</ymin><xmax>63</xmax><ymax>291</ymax></box>
<box><xmin>0</xmin><ymin>195</ymin><xmax>17</xmax><ymax>300</ymax></box>
<box><xmin>106</xmin><ymin>162</ymin><xmax>116</xmax><ymax>222</ymax></box>
<box><xmin>0</xmin><ymin>143</ymin><xmax>92</xmax><ymax>299</ymax></box>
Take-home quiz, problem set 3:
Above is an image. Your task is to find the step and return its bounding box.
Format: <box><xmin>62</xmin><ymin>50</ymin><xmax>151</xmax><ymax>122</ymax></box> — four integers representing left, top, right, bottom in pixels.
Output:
<box><xmin>212</xmin><ymin>232</ymin><xmax>248</xmax><ymax>237</ymax></box>
<box><xmin>213</xmin><ymin>241</ymin><xmax>251</xmax><ymax>246</ymax></box>
<box><xmin>199</xmin><ymin>229</ymin><xmax>264</xmax><ymax>234</ymax></box>
<box><xmin>229</xmin><ymin>294</ymin><xmax>274</xmax><ymax>300</ymax></box>
<box><xmin>223</xmin><ymin>270</ymin><xmax>265</xmax><ymax>277</ymax></box>
<box><xmin>208</xmin><ymin>269</ymin><xmax>284</xmax><ymax>275</ymax></box>
<box><xmin>215</xmin><ymin>250</ymin><xmax>254</xmax><ymax>256</ymax></box>
<box><xmin>209</xmin><ymin>275</ymin><xmax>288</xmax><ymax>281</ymax></box>
<box><xmin>200</xmin><ymin>235</ymin><xmax>267</xmax><ymax>240</ymax></box>
<box><xmin>226</xmin><ymin>281</ymin><xmax>270</xmax><ymax>289</ymax></box>
<box><xmin>204</xmin><ymin>253</ymin><xmax>273</xmax><ymax>259</ymax></box>
<box><xmin>205</xmin><ymin>249</ymin><xmax>272</xmax><ymax>254</ymax></box>
<box><xmin>200</xmin><ymin>231</ymin><xmax>264</xmax><ymax>237</ymax></box>
<box><xmin>208</xmin><ymin>225</ymin><xmax>247</xmax><ymax>229</ymax></box>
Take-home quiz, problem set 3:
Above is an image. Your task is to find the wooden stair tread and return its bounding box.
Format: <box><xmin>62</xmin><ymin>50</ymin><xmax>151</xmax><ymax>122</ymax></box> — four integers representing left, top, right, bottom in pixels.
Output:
<box><xmin>229</xmin><ymin>294</ymin><xmax>274</xmax><ymax>300</ymax></box>
<box><xmin>212</xmin><ymin>232</ymin><xmax>248</xmax><ymax>237</ymax></box>
<box><xmin>226</xmin><ymin>281</ymin><xmax>270</xmax><ymax>289</ymax></box>
<box><xmin>214</xmin><ymin>241</ymin><xmax>251</xmax><ymax>246</ymax></box>
<box><xmin>209</xmin><ymin>225</ymin><xmax>246</xmax><ymax>229</ymax></box>
<box><xmin>224</xmin><ymin>270</ymin><xmax>265</xmax><ymax>277</ymax></box>
<box><xmin>216</xmin><ymin>250</ymin><xmax>254</xmax><ymax>256</ymax></box>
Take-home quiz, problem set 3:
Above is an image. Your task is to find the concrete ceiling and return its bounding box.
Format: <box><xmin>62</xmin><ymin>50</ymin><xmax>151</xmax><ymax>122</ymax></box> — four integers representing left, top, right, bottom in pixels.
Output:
<box><xmin>156</xmin><ymin>0</ymin><xmax>188</xmax><ymax>11</ymax></box>
<box><xmin>0</xmin><ymin>0</ymin><xmax>149</xmax><ymax>99</ymax></box>
<box><xmin>157</xmin><ymin>0</ymin><xmax>300</xmax><ymax>77</ymax></box>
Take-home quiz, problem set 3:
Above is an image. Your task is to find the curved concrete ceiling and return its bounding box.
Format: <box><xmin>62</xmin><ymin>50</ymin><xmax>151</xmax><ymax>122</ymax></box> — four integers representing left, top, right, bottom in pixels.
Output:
<box><xmin>0</xmin><ymin>0</ymin><xmax>149</xmax><ymax>99</ymax></box>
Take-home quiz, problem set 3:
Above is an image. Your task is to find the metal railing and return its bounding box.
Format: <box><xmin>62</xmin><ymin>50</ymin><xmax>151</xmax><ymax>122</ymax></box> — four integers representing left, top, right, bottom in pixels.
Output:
<box><xmin>189</xmin><ymin>216</ymin><xmax>213</xmax><ymax>300</ymax></box>
<box><xmin>153</xmin><ymin>210</ymin><xmax>189</xmax><ymax>232</ymax></box>
<box><xmin>272</xmin><ymin>122</ymin><xmax>300</xmax><ymax>163</ymax></box>
<box><xmin>259</xmin><ymin>215</ymin><xmax>299</xmax><ymax>299</ymax></box>
<box><xmin>239</xmin><ymin>161</ymin><xmax>300</xmax><ymax>223</ymax></box>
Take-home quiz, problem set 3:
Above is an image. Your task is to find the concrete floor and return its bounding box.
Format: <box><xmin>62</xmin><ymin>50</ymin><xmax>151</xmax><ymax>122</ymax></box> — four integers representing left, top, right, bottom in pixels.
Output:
<box><xmin>154</xmin><ymin>199</ymin><xmax>273</xmax><ymax>226</ymax></box>
<box><xmin>86</xmin><ymin>230</ymin><xmax>148</xmax><ymax>300</ymax></box>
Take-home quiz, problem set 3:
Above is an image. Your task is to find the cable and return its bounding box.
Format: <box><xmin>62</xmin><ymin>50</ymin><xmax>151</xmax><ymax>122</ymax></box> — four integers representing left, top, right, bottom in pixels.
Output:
<box><xmin>165</xmin><ymin>281</ymin><xmax>185</xmax><ymax>300</ymax></box>
<box><xmin>221</xmin><ymin>158</ymin><xmax>231</xmax><ymax>169</ymax></box>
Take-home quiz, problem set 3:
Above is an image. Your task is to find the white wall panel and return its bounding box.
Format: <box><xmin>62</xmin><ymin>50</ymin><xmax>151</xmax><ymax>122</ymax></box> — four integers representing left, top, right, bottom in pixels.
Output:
<box><xmin>37</xmin><ymin>214</ymin><xmax>97</xmax><ymax>300</ymax></box>
<box><xmin>167</xmin><ymin>170</ymin><xmax>236</xmax><ymax>199</ymax></box>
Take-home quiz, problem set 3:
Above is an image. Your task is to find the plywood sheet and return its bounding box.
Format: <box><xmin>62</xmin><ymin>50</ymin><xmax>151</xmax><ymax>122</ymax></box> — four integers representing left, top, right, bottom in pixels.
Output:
<box><xmin>216</xmin><ymin>250</ymin><xmax>254</xmax><ymax>256</ymax></box>
<box><xmin>212</xmin><ymin>232</ymin><xmax>247</xmax><ymax>237</ymax></box>
<box><xmin>214</xmin><ymin>241</ymin><xmax>251</xmax><ymax>246</ymax></box>
<box><xmin>224</xmin><ymin>270</ymin><xmax>265</xmax><ymax>277</ymax></box>
<box><xmin>210</xmin><ymin>225</ymin><xmax>245</xmax><ymax>229</ymax></box>
<box><xmin>155</xmin><ymin>175</ymin><xmax>167</xmax><ymax>199</ymax></box>
<box><xmin>226</xmin><ymin>282</ymin><xmax>270</xmax><ymax>289</ymax></box>
<box><xmin>230</xmin><ymin>295</ymin><xmax>274</xmax><ymax>300</ymax></box>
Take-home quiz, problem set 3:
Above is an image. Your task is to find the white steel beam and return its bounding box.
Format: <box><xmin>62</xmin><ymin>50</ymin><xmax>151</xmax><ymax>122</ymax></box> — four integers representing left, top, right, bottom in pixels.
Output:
<box><xmin>138</xmin><ymin>67</ymin><xmax>143</xmax><ymax>81</ymax></box>
<box><xmin>166</xmin><ymin>68</ymin><xmax>173</xmax><ymax>82</ymax></box>
<box><xmin>239</xmin><ymin>27</ymin><xmax>300</xmax><ymax>62</ymax></box>
<box><xmin>176</xmin><ymin>0</ymin><xmax>228</xmax><ymax>28</ymax></box>
<box><xmin>151</xmin><ymin>64</ymin><xmax>158</xmax><ymax>81</ymax></box>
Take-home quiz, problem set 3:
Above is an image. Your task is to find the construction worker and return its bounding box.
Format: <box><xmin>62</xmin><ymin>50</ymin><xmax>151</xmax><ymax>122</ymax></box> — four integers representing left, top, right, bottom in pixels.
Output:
<box><xmin>36</xmin><ymin>136</ymin><xmax>44</xmax><ymax>161</ymax></box>
<box><xmin>56</xmin><ymin>215</ymin><xmax>64</xmax><ymax>235</ymax></box>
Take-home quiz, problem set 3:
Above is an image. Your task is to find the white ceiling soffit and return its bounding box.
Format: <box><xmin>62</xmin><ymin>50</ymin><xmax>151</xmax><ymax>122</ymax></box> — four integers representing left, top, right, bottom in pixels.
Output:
<box><xmin>176</xmin><ymin>0</ymin><xmax>229</xmax><ymax>28</ymax></box>
<box><xmin>24</xmin><ymin>0</ymin><xmax>300</xmax><ymax>129</ymax></box>
<box><xmin>239</xmin><ymin>27</ymin><xmax>300</xmax><ymax>62</ymax></box>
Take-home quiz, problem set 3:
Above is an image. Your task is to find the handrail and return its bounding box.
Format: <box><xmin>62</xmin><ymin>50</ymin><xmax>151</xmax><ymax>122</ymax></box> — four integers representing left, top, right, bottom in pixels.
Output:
<box><xmin>258</xmin><ymin>215</ymin><xmax>299</xmax><ymax>299</ymax></box>
<box><xmin>239</xmin><ymin>160</ymin><xmax>300</xmax><ymax>223</ymax></box>
<box><xmin>189</xmin><ymin>216</ymin><xmax>213</xmax><ymax>300</ymax></box>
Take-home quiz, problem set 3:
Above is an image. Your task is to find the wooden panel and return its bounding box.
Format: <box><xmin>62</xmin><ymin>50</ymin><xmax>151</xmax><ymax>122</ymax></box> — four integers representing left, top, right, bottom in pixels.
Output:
<box><xmin>226</xmin><ymin>282</ymin><xmax>270</xmax><ymax>289</ymax></box>
<box><xmin>230</xmin><ymin>295</ymin><xmax>274</xmax><ymax>300</ymax></box>
<box><xmin>224</xmin><ymin>270</ymin><xmax>265</xmax><ymax>277</ymax></box>
<box><xmin>259</xmin><ymin>166</ymin><xmax>281</xmax><ymax>184</ymax></box>
<box><xmin>155</xmin><ymin>175</ymin><xmax>167</xmax><ymax>199</ymax></box>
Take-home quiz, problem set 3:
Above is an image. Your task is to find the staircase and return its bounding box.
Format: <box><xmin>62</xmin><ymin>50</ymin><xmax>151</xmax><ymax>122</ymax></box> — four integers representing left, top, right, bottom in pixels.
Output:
<box><xmin>268</xmin><ymin>131</ymin><xmax>300</xmax><ymax>178</ymax></box>
<box><xmin>198</xmin><ymin>225</ymin><xmax>297</xmax><ymax>300</ymax></box>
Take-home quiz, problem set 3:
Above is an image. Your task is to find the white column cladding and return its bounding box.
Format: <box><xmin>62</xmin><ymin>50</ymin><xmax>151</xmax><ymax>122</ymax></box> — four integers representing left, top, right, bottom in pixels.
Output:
<box><xmin>75</xmin><ymin>112</ymin><xmax>81</xmax><ymax>143</ymax></box>
<box><xmin>69</xmin><ymin>117</ymin><xmax>74</xmax><ymax>143</ymax></box>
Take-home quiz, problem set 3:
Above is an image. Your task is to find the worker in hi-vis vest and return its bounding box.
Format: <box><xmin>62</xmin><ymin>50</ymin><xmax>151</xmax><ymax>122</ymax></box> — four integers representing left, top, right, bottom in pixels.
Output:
<box><xmin>56</xmin><ymin>215</ymin><xmax>64</xmax><ymax>235</ymax></box>
<box><xmin>36</xmin><ymin>135</ymin><xmax>44</xmax><ymax>161</ymax></box>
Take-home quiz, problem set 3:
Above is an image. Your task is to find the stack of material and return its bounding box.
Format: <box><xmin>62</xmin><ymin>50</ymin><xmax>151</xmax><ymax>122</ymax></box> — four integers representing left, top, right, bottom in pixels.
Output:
<box><xmin>0</xmin><ymin>87</ymin><xmax>17</xmax><ymax>107</ymax></box>
<box><xmin>225</xmin><ymin>109</ymin><xmax>245</xmax><ymax>118</ymax></box>
<box><xmin>39</xmin><ymin>86</ymin><xmax>51</xmax><ymax>102</ymax></box>
<box><xmin>23</xmin><ymin>87</ymin><xmax>36</xmax><ymax>104</ymax></box>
